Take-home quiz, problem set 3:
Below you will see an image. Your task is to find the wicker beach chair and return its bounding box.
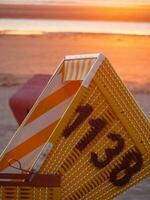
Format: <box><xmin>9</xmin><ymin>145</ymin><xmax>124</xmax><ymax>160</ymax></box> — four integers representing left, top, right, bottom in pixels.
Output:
<box><xmin>0</xmin><ymin>53</ymin><xmax>149</xmax><ymax>199</ymax></box>
<box><xmin>30</xmin><ymin>53</ymin><xmax>150</xmax><ymax>199</ymax></box>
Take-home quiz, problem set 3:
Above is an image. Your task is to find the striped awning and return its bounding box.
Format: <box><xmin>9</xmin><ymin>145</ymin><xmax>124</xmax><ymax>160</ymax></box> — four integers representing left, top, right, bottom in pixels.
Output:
<box><xmin>63</xmin><ymin>58</ymin><xmax>96</xmax><ymax>81</ymax></box>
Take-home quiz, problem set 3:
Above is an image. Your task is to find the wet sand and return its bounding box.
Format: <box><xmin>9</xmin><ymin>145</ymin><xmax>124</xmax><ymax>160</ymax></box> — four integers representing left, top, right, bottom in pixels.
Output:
<box><xmin>0</xmin><ymin>33</ymin><xmax>150</xmax><ymax>92</ymax></box>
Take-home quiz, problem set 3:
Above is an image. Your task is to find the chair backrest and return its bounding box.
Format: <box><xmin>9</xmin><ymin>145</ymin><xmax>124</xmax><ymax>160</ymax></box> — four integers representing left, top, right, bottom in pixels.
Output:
<box><xmin>0</xmin><ymin>54</ymin><xmax>97</xmax><ymax>174</ymax></box>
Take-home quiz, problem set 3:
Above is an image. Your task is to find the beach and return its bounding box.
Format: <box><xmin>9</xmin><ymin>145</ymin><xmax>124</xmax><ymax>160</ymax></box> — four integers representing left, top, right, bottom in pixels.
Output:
<box><xmin>0</xmin><ymin>32</ymin><xmax>150</xmax><ymax>199</ymax></box>
<box><xmin>0</xmin><ymin>33</ymin><xmax>150</xmax><ymax>91</ymax></box>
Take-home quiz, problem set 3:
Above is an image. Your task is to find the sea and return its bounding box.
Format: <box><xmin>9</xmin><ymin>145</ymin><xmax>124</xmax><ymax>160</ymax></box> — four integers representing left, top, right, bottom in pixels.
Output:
<box><xmin>0</xmin><ymin>19</ymin><xmax>150</xmax><ymax>35</ymax></box>
<box><xmin>0</xmin><ymin>0</ymin><xmax>150</xmax><ymax>35</ymax></box>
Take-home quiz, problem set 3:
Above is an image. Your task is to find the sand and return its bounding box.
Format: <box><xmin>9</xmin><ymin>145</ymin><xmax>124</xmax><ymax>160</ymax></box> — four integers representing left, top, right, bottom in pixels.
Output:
<box><xmin>0</xmin><ymin>32</ymin><xmax>149</xmax><ymax>199</ymax></box>
<box><xmin>0</xmin><ymin>33</ymin><xmax>150</xmax><ymax>92</ymax></box>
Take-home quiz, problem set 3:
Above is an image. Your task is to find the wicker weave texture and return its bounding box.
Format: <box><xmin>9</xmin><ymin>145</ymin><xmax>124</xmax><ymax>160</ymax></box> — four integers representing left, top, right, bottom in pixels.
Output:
<box><xmin>38</xmin><ymin>58</ymin><xmax>150</xmax><ymax>200</ymax></box>
<box><xmin>0</xmin><ymin>186</ymin><xmax>60</xmax><ymax>200</ymax></box>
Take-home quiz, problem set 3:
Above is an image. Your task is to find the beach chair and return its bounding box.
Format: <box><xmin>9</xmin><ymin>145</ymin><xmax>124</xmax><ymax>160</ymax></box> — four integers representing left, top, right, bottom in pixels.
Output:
<box><xmin>0</xmin><ymin>53</ymin><xmax>149</xmax><ymax>199</ymax></box>
<box><xmin>31</xmin><ymin>53</ymin><xmax>150</xmax><ymax>199</ymax></box>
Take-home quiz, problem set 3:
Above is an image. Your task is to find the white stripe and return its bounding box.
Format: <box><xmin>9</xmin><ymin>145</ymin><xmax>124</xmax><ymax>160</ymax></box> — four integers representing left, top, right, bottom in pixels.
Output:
<box><xmin>82</xmin><ymin>59</ymin><xmax>90</xmax><ymax>79</ymax></box>
<box><xmin>40</xmin><ymin>73</ymin><xmax>65</xmax><ymax>101</ymax></box>
<box><xmin>71</xmin><ymin>60</ymin><xmax>78</xmax><ymax>80</ymax></box>
<box><xmin>2</xmin><ymin>145</ymin><xmax>43</xmax><ymax>173</ymax></box>
<box><xmin>77</xmin><ymin>59</ymin><xmax>85</xmax><ymax>80</ymax></box>
<box><xmin>5</xmin><ymin>96</ymin><xmax>74</xmax><ymax>153</ymax></box>
<box><xmin>84</xmin><ymin>60</ymin><xmax>91</xmax><ymax>76</ymax></box>
<box><xmin>65</xmin><ymin>61</ymin><xmax>72</xmax><ymax>81</ymax></box>
<box><xmin>64</xmin><ymin>61</ymin><xmax>68</xmax><ymax>80</ymax></box>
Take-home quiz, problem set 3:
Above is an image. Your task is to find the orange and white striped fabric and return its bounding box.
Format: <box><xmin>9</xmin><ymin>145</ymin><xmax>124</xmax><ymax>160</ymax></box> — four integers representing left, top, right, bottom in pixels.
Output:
<box><xmin>0</xmin><ymin>55</ymin><xmax>97</xmax><ymax>174</ymax></box>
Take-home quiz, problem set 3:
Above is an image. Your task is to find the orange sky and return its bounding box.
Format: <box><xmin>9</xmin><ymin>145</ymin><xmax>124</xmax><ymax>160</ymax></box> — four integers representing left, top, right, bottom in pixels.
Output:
<box><xmin>0</xmin><ymin>4</ymin><xmax>150</xmax><ymax>22</ymax></box>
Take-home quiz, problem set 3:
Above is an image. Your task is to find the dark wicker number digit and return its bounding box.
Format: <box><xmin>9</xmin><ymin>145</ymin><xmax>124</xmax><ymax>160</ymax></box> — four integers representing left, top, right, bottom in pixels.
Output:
<box><xmin>63</xmin><ymin>104</ymin><xmax>93</xmax><ymax>138</ymax></box>
<box><xmin>76</xmin><ymin>118</ymin><xmax>106</xmax><ymax>151</ymax></box>
<box><xmin>62</xmin><ymin>103</ymin><xmax>143</xmax><ymax>187</ymax></box>
<box><xmin>91</xmin><ymin>133</ymin><xmax>124</xmax><ymax>169</ymax></box>
<box><xmin>109</xmin><ymin>149</ymin><xmax>143</xmax><ymax>186</ymax></box>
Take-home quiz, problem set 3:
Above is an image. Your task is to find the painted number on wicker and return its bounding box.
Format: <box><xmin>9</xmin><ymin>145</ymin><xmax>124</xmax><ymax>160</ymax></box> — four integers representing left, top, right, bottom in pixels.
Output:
<box><xmin>63</xmin><ymin>104</ymin><xmax>93</xmax><ymax>138</ymax></box>
<box><xmin>109</xmin><ymin>149</ymin><xmax>143</xmax><ymax>186</ymax></box>
<box><xmin>63</xmin><ymin>104</ymin><xmax>143</xmax><ymax>187</ymax></box>
<box><xmin>91</xmin><ymin>132</ymin><xmax>125</xmax><ymax>169</ymax></box>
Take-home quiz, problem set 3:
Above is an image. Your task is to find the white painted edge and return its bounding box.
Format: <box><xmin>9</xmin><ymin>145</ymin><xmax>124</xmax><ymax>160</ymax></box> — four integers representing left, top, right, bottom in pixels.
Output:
<box><xmin>82</xmin><ymin>53</ymin><xmax>105</xmax><ymax>87</ymax></box>
<box><xmin>32</xmin><ymin>143</ymin><xmax>53</xmax><ymax>172</ymax></box>
<box><xmin>65</xmin><ymin>53</ymin><xmax>100</xmax><ymax>60</ymax></box>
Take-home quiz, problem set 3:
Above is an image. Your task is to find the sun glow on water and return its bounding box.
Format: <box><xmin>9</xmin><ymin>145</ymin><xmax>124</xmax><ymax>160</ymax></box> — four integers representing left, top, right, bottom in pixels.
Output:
<box><xmin>0</xmin><ymin>19</ymin><xmax>150</xmax><ymax>36</ymax></box>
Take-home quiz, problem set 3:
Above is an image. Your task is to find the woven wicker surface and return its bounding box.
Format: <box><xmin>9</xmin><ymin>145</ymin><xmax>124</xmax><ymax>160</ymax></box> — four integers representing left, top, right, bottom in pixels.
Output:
<box><xmin>38</xmin><ymin>58</ymin><xmax>150</xmax><ymax>200</ymax></box>
<box><xmin>0</xmin><ymin>186</ymin><xmax>60</xmax><ymax>200</ymax></box>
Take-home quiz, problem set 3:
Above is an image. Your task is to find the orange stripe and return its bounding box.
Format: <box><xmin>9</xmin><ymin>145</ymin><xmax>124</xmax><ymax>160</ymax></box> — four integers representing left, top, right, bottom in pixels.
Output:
<box><xmin>0</xmin><ymin>121</ymin><xmax>59</xmax><ymax>172</ymax></box>
<box><xmin>25</xmin><ymin>81</ymin><xmax>81</xmax><ymax>125</ymax></box>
